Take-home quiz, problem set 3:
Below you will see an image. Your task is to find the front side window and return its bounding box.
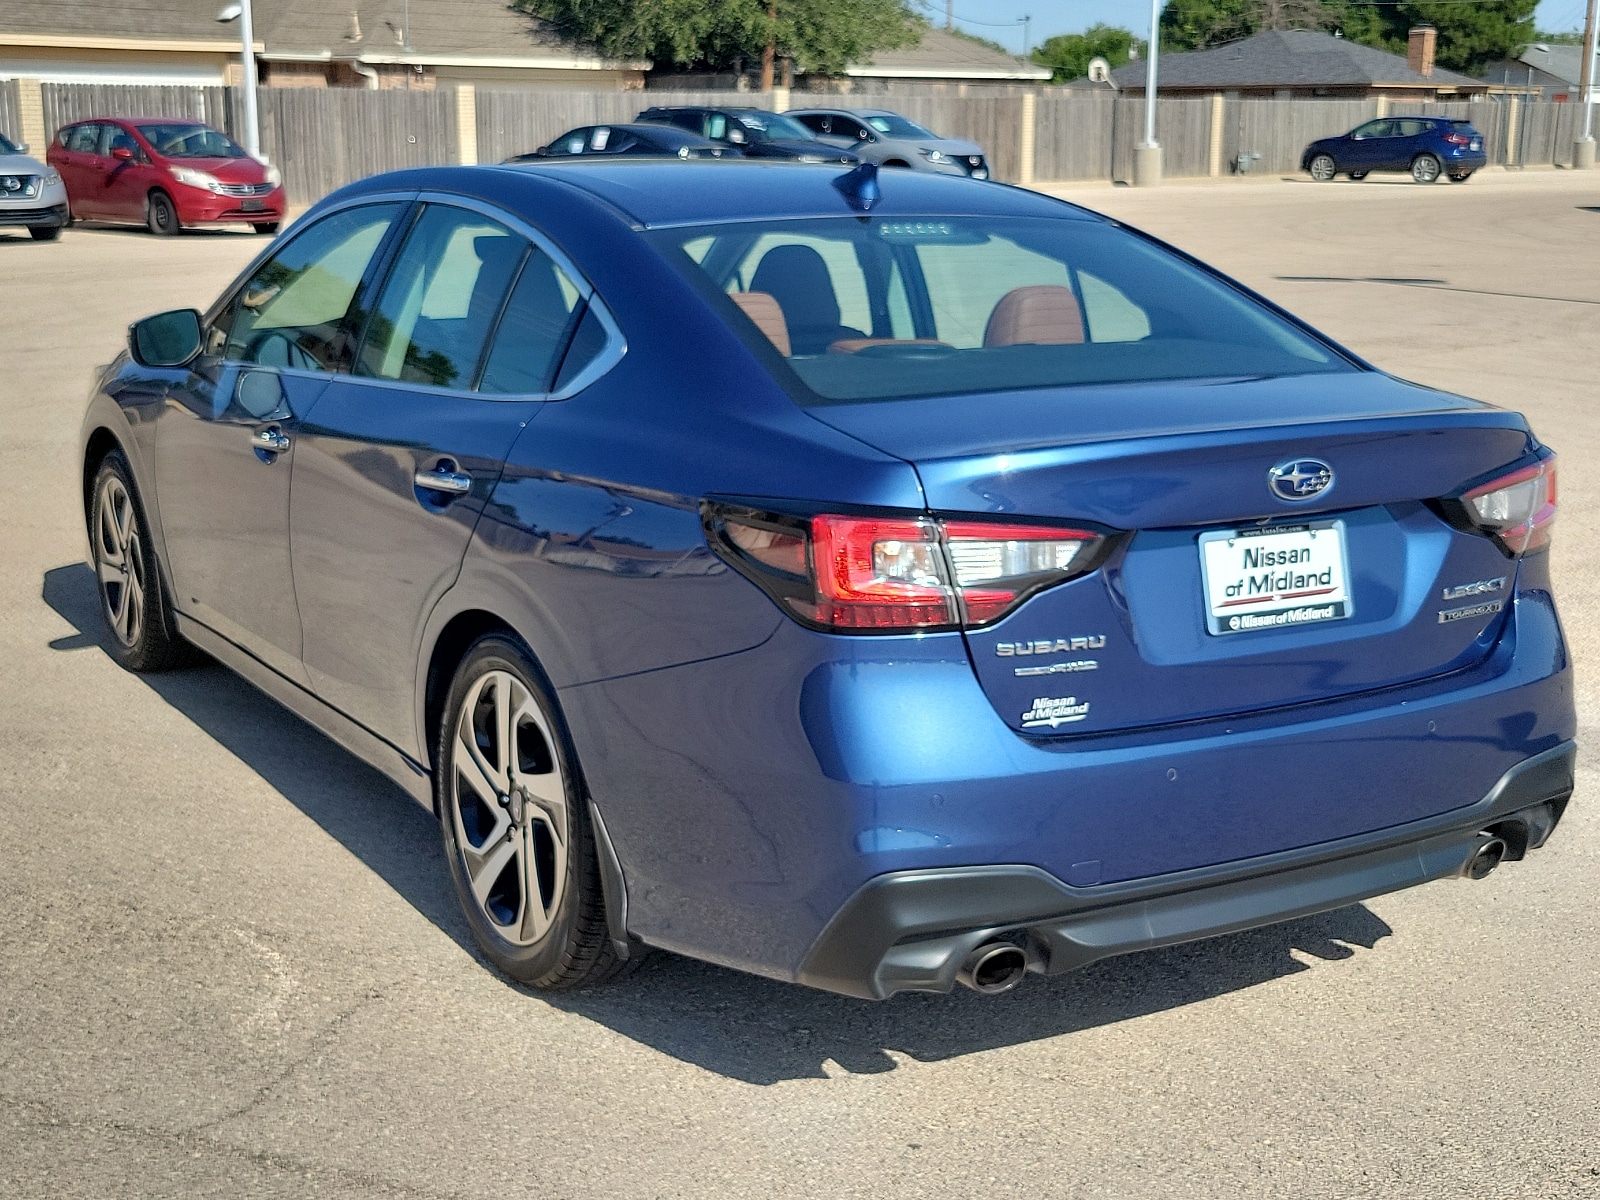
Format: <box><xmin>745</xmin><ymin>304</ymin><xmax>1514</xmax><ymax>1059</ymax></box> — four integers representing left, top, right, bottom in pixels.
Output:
<box><xmin>221</xmin><ymin>202</ymin><xmax>401</xmax><ymax>370</ymax></box>
<box><xmin>655</xmin><ymin>216</ymin><xmax>1353</xmax><ymax>404</ymax></box>
<box><xmin>357</xmin><ymin>205</ymin><xmax>528</xmax><ymax>389</ymax></box>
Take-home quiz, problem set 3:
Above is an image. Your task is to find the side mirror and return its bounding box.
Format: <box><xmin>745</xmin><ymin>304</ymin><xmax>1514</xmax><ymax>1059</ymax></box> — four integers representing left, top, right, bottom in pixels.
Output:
<box><xmin>129</xmin><ymin>309</ymin><xmax>203</xmax><ymax>368</ymax></box>
<box><xmin>112</xmin><ymin>146</ymin><xmax>135</xmax><ymax>161</ymax></box>
<box><xmin>15</xmin><ymin>142</ymin><xmax>28</xmax><ymax>155</ymax></box>
<box><xmin>727</xmin><ymin>128</ymin><xmax>748</xmax><ymax>145</ymax></box>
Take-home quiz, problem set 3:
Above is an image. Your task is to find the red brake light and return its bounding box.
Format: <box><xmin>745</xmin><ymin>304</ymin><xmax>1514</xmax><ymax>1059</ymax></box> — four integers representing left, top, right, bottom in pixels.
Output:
<box><xmin>1443</xmin><ymin>133</ymin><xmax>1471</xmax><ymax>145</ymax></box>
<box><xmin>707</xmin><ymin>505</ymin><xmax>1113</xmax><ymax>633</ymax></box>
<box><xmin>1457</xmin><ymin>457</ymin><xmax>1556</xmax><ymax>557</ymax></box>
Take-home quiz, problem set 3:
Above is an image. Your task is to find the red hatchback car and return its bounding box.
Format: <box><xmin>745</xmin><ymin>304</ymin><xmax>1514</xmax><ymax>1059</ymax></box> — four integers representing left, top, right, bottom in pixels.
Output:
<box><xmin>47</xmin><ymin>117</ymin><xmax>286</xmax><ymax>235</ymax></box>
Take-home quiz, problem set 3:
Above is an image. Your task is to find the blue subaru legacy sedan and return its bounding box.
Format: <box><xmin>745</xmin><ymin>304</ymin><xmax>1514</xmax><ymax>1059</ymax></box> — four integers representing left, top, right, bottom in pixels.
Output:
<box><xmin>82</xmin><ymin>161</ymin><xmax>1573</xmax><ymax>999</ymax></box>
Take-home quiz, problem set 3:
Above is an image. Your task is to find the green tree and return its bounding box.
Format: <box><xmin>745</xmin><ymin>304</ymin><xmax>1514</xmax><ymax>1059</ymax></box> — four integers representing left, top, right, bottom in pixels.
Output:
<box><xmin>514</xmin><ymin>0</ymin><xmax>921</xmax><ymax>84</ymax></box>
<box><xmin>1031</xmin><ymin>23</ymin><xmax>1143</xmax><ymax>82</ymax></box>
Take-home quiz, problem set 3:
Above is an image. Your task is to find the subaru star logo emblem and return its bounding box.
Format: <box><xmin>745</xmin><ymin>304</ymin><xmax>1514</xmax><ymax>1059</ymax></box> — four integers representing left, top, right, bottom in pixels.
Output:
<box><xmin>1268</xmin><ymin>458</ymin><xmax>1333</xmax><ymax>502</ymax></box>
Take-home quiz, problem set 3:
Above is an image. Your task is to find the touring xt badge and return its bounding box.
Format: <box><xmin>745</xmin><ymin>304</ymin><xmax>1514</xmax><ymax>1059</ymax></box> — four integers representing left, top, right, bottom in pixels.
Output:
<box><xmin>1021</xmin><ymin>696</ymin><xmax>1091</xmax><ymax>729</ymax></box>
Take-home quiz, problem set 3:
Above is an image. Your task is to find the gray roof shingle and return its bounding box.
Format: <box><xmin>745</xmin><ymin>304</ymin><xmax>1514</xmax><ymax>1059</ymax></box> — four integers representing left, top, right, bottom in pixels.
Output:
<box><xmin>1109</xmin><ymin>29</ymin><xmax>1485</xmax><ymax>90</ymax></box>
<box><xmin>847</xmin><ymin>28</ymin><xmax>1050</xmax><ymax>80</ymax></box>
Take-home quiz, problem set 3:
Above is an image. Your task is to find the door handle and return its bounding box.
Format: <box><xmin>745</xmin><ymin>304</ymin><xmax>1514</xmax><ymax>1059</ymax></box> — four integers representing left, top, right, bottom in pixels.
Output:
<box><xmin>414</xmin><ymin>466</ymin><xmax>473</xmax><ymax>495</ymax></box>
<box><xmin>253</xmin><ymin>427</ymin><xmax>291</xmax><ymax>454</ymax></box>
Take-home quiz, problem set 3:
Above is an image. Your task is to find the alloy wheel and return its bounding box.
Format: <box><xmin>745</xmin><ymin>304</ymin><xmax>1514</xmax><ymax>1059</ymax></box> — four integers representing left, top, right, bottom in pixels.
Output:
<box><xmin>1412</xmin><ymin>155</ymin><xmax>1440</xmax><ymax>184</ymax></box>
<box><xmin>1309</xmin><ymin>154</ymin><xmax>1336</xmax><ymax>181</ymax></box>
<box><xmin>449</xmin><ymin>670</ymin><xmax>569</xmax><ymax>946</ymax></box>
<box><xmin>94</xmin><ymin>476</ymin><xmax>145</xmax><ymax>648</ymax></box>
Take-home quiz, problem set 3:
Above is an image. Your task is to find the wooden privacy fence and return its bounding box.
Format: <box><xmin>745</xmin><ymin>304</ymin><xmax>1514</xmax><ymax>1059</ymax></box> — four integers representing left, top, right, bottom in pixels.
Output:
<box><xmin>0</xmin><ymin>79</ymin><xmax>20</xmax><ymax>147</ymax></box>
<box><xmin>7</xmin><ymin>80</ymin><xmax>1590</xmax><ymax>205</ymax></box>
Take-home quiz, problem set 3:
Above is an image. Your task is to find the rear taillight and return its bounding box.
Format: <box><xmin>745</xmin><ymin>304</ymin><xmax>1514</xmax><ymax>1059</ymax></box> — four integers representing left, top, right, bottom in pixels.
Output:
<box><xmin>706</xmin><ymin>504</ymin><xmax>1115</xmax><ymax>633</ymax></box>
<box><xmin>1442</xmin><ymin>456</ymin><xmax>1556</xmax><ymax>557</ymax></box>
<box><xmin>1443</xmin><ymin>133</ymin><xmax>1471</xmax><ymax>146</ymax></box>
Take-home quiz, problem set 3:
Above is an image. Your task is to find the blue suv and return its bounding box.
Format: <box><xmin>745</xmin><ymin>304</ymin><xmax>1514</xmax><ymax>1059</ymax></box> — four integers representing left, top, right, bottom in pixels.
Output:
<box><xmin>1303</xmin><ymin>117</ymin><xmax>1486</xmax><ymax>184</ymax></box>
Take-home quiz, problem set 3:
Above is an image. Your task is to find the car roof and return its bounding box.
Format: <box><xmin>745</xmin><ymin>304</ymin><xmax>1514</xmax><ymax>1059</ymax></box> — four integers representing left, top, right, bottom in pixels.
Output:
<box><xmin>789</xmin><ymin>107</ymin><xmax>903</xmax><ymax>119</ymax></box>
<box><xmin>565</xmin><ymin>123</ymin><xmax>721</xmax><ymax>146</ymax></box>
<box><xmin>483</xmin><ymin>159</ymin><xmax>1097</xmax><ymax>228</ymax></box>
<box><xmin>641</xmin><ymin>105</ymin><xmax>770</xmax><ymax>116</ymax></box>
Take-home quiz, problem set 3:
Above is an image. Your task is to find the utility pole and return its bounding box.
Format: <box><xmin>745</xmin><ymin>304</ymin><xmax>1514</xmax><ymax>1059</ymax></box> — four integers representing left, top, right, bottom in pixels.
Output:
<box><xmin>216</xmin><ymin>1</ymin><xmax>260</xmax><ymax>159</ymax></box>
<box><xmin>945</xmin><ymin>0</ymin><xmax>954</xmax><ymax>31</ymax></box>
<box><xmin>1021</xmin><ymin>15</ymin><xmax>1032</xmax><ymax>58</ymax></box>
<box><xmin>1577</xmin><ymin>0</ymin><xmax>1598</xmax><ymax>167</ymax></box>
<box><xmin>1133</xmin><ymin>0</ymin><xmax>1163</xmax><ymax>184</ymax></box>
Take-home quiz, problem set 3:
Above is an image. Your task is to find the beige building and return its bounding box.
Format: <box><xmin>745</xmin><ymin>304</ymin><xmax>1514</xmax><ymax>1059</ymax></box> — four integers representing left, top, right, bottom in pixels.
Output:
<box><xmin>0</xmin><ymin>0</ymin><xmax>646</xmax><ymax>90</ymax></box>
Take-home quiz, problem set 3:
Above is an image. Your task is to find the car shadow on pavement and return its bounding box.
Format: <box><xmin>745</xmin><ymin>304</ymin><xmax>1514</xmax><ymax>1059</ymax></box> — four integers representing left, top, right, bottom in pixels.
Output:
<box><xmin>44</xmin><ymin>560</ymin><xmax>1394</xmax><ymax>1086</ymax></box>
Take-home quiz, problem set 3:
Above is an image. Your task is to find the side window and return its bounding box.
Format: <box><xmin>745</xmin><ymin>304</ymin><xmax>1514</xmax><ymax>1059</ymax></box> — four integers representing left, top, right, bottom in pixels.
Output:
<box><xmin>104</xmin><ymin>126</ymin><xmax>140</xmax><ymax>159</ymax></box>
<box><xmin>668</xmin><ymin>111</ymin><xmax>703</xmax><ymax>134</ymax></box>
<box><xmin>220</xmin><ymin>202</ymin><xmax>401</xmax><ymax>370</ymax></box>
<box><xmin>1352</xmin><ymin>120</ymin><xmax>1387</xmax><ymax>139</ymax></box>
<box><xmin>1394</xmin><ymin>119</ymin><xmax>1426</xmax><ymax>137</ymax></box>
<box><xmin>66</xmin><ymin>124</ymin><xmax>101</xmax><ymax>153</ymax></box>
<box><xmin>357</xmin><ymin>205</ymin><xmax>527</xmax><ymax>389</ymax></box>
<box><xmin>914</xmin><ymin>236</ymin><xmax>1071</xmax><ymax>348</ymax></box>
<box><xmin>478</xmin><ymin>249</ymin><xmax>586</xmax><ymax>394</ymax></box>
<box><xmin>795</xmin><ymin>114</ymin><xmax>829</xmax><ymax>135</ymax></box>
<box><xmin>836</xmin><ymin>118</ymin><xmax>870</xmax><ymax>142</ymax></box>
<box><xmin>706</xmin><ymin>113</ymin><xmax>727</xmax><ymax>139</ymax></box>
<box><xmin>551</xmin><ymin>305</ymin><xmax>608</xmax><ymax>392</ymax></box>
<box><xmin>589</xmin><ymin>127</ymin><xmax>613</xmax><ymax>151</ymax></box>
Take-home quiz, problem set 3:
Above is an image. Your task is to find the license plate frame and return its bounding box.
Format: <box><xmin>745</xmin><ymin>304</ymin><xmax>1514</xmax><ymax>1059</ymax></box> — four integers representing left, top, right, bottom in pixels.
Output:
<box><xmin>241</xmin><ymin>198</ymin><xmax>265</xmax><ymax>212</ymax></box>
<box><xmin>1198</xmin><ymin>520</ymin><xmax>1353</xmax><ymax>636</ymax></box>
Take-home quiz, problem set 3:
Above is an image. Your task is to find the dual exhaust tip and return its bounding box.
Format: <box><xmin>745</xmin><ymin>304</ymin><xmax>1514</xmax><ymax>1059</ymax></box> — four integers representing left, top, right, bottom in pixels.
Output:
<box><xmin>957</xmin><ymin>828</ymin><xmax>1520</xmax><ymax>995</ymax></box>
<box><xmin>957</xmin><ymin>941</ymin><xmax>1029</xmax><ymax>996</ymax></box>
<box><xmin>1461</xmin><ymin>833</ymin><xmax>1507</xmax><ymax>881</ymax></box>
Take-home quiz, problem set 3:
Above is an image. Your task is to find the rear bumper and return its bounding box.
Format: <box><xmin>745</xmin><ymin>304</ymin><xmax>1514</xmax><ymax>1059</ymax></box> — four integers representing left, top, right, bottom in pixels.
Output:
<box><xmin>800</xmin><ymin>741</ymin><xmax>1575</xmax><ymax>998</ymax></box>
<box><xmin>1445</xmin><ymin>152</ymin><xmax>1487</xmax><ymax>173</ymax></box>
<box><xmin>0</xmin><ymin>202</ymin><xmax>68</xmax><ymax>228</ymax></box>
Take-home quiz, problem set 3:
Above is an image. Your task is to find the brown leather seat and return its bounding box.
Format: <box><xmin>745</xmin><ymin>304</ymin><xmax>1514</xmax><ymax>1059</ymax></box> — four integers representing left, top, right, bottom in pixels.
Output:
<box><xmin>730</xmin><ymin>291</ymin><xmax>791</xmax><ymax>356</ymax></box>
<box><xmin>983</xmin><ymin>285</ymin><xmax>1086</xmax><ymax>347</ymax></box>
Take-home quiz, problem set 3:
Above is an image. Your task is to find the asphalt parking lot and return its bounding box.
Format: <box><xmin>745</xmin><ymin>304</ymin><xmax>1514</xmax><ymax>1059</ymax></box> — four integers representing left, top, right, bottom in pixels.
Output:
<box><xmin>2</xmin><ymin>171</ymin><xmax>1598</xmax><ymax>1199</ymax></box>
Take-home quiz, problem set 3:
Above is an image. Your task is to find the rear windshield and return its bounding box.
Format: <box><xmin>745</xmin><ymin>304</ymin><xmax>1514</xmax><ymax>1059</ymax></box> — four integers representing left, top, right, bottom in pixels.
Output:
<box><xmin>865</xmin><ymin>114</ymin><xmax>935</xmax><ymax>139</ymax></box>
<box><xmin>655</xmin><ymin>216</ymin><xmax>1355</xmax><ymax>403</ymax></box>
<box><xmin>135</xmin><ymin>123</ymin><xmax>247</xmax><ymax>158</ymax></box>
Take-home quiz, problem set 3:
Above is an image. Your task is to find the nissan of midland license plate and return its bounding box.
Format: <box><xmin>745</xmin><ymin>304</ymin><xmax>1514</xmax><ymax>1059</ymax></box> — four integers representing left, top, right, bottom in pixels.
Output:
<box><xmin>1198</xmin><ymin>521</ymin><xmax>1352</xmax><ymax>635</ymax></box>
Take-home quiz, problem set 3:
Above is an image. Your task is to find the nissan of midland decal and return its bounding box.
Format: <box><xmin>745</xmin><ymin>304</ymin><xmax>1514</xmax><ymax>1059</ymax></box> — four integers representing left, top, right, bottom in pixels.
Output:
<box><xmin>1021</xmin><ymin>696</ymin><xmax>1091</xmax><ymax>728</ymax></box>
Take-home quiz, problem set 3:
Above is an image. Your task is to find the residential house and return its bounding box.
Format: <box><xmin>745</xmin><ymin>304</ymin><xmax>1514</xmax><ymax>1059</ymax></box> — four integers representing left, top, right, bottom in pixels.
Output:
<box><xmin>1103</xmin><ymin>28</ymin><xmax>1490</xmax><ymax>100</ymax></box>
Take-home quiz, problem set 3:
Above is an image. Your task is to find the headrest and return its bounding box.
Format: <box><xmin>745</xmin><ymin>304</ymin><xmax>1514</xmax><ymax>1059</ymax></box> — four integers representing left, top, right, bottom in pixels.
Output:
<box><xmin>984</xmin><ymin>285</ymin><xmax>1086</xmax><ymax>347</ymax></box>
<box><xmin>749</xmin><ymin>244</ymin><xmax>841</xmax><ymax>329</ymax></box>
<box><xmin>730</xmin><ymin>291</ymin><xmax>791</xmax><ymax>356</ymax></box>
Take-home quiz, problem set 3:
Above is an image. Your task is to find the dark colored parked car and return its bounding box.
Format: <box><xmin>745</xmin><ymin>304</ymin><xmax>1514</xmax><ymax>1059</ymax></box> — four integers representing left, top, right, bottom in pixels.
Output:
<box><xmin>48</xmin><ymin>117</ymin><xmax>286</xmax><ymax>235</ymax></box>
<box><xmin>512</xmin><ymin>122</ymin><xmax>737</xmax><ymax>162</ymax></box>
<box><xmin>1303</xmin><ymin>117</ymin><xmax>1486</xmax><ymax>184</ymax></box>
<box><xmin>788</xmin><ymin>107</ymin><xmax>988</xmax><ymax>178</ymax></box>
<box><xmin>82</xmin><ymin>160</ymin><xmax>1572</xmax><ymax>1000</ymax></box>
<box><xmin>637</xmin><ymin>106</ymin><xmax>857</xmax><ymax>164</ymax></box>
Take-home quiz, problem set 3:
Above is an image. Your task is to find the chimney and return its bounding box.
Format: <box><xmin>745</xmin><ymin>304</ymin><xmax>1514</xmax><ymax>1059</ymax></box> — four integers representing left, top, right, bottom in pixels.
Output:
<box><xmin>1407</xmin><ymin>25</ymin><xmax>1436</xmax><ymax>77</ymax></box>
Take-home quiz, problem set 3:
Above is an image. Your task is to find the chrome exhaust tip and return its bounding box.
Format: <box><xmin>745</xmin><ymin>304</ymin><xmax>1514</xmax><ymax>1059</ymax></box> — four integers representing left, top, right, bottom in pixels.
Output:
<box><xmin>956</xmin><ymin>942</ymin><xmax>1028</xmax><ymax>996</ymax></box>
<box><xmin>1461</xmin><ymin>835</ymin><xmax>1508</xmax><ymax>881</ymax></box>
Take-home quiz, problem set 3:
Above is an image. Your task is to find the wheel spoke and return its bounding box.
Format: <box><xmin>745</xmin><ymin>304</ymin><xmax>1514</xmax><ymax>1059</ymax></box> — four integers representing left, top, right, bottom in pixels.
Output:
<box><xmin>465</xmin><ymin>834</ymin><xmax>521</xmax><ymax>925</ymax></box>
<box><xmin>519</xmin><ymin>823</ymin><xmax>557</xmax><ymax>944</ymax></box>
<box><xmin>454</xmin><ymin>732</ymin><xmax>500</xmax><ymax>808</ymax></box>
<box><xmin>124</xmin><ymin>570</ymin><xmax>144</xmax><ymax>645</ymax></box>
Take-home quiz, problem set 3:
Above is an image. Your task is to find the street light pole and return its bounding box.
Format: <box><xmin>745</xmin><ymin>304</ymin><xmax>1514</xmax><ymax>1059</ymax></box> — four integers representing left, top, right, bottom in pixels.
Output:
<box><xmin>217</xmin><ymin>1</ymin><xmax>261</xmax><ymax>160</ymax></box>
<box><xmin>1133</xmin><ymin>0</ymin><xmax>1163</xmax><ymax>185</ymax></box>
<box><xmin>1577</xmin><ymin>0</ymin><xmax>1598</xmax><ymax>167</ymax></box>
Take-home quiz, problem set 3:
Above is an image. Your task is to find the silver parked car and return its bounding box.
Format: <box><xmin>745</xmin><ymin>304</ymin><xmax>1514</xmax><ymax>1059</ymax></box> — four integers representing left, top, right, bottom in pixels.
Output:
<box><xmin>786</xmin><ymin>107</ymin><xmax>988</xmax><ymax>179</ymax></box>
<box><xmin>0</xmin><ymin>129</ymin><xmax>69</xmax><ymax>240</ymax></box>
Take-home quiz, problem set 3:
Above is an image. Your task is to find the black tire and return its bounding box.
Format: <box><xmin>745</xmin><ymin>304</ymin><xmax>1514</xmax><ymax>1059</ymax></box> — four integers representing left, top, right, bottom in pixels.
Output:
<box><xmin>1448</xmin><ymin>171</ymin><xmax>1473</xmax><ymax>183</ymax></box>
<box><xmin>28</xmin><ymin>225</ymin><xmax>61</xmax><ymax>241</ymax></box>
<box><xmin>146</xmin><ymin>190</ymin><xmax>180</xmax><ymax>236</ymax></box>
<box><xmin>252</xmin><ymin>221</ymin><xmax>280</xmax><ymax>235</ymax></box>
<box><xmin>89</xmin><ymin>450</ymin><xmax>193</xmax><ymax>672</ymax></box>
<box><xmin>1411</xmin><ymin>154</ymin><xmax>1441</xmax><ymax>184</ymax></box>
<box><xmin>437</xmin><ymin>634</ymin><xmax>635</xmax><ymax>990</ymax></box>
<box><xmin>1348</xmin><ymin>171</ymin><xmax>1368</xmax><ymax>180</ymax></box>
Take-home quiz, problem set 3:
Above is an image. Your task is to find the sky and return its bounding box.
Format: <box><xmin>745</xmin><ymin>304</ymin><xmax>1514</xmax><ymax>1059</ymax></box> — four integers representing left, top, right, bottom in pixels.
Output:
<box><xmin>923</xmin><ymin>0</ymin><xmax>1591</xmax><ymax>57</ymax></box>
